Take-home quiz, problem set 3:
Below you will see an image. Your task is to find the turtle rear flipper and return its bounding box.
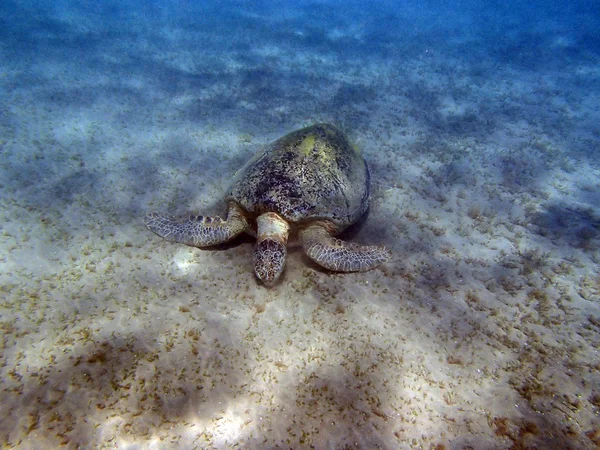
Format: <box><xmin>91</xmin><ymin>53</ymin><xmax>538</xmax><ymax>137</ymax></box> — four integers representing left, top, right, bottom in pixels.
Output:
<box><xmin>145</xmin><ymin>203</ymin><xmax>248</xmax><ymax>247</ymax></box>
<box><xmin>301</xmin><ymin>223</ymin><xmax>391</xmax><ymax>272</ymax></box>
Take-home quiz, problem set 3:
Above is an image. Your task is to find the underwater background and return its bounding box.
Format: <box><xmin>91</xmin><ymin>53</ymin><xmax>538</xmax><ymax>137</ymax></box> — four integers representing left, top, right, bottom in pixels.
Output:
<box><xmin>0</xmin><ymin>0</ymin><xmax>599</xmax><ymax>448</ymax></box>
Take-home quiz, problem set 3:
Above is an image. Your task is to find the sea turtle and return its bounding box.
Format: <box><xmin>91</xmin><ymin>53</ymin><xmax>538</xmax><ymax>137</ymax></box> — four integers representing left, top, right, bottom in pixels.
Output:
<box><xmin>145</xmin><ymin>123</ymin><xmax>391</xmax><ymax>286</ymax></box>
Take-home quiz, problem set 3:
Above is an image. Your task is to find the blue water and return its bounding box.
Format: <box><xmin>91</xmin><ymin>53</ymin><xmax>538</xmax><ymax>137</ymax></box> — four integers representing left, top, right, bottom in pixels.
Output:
<box><xmin>0</xmin><ymin>0</ymin><xmax>599</xmax><ymax>448</ymax></box>
<box><xmin>2</xmin><ymin>0</ymin><xmax>598</xmax><ymax>130</ymax></box>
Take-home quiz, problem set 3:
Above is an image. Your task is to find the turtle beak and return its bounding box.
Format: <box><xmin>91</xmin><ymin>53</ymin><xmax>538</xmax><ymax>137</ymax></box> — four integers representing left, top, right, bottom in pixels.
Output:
<box><xmin>254</xmin><ymin>239</ymin><xmax>287</xmax><ymax>287</ymax></box>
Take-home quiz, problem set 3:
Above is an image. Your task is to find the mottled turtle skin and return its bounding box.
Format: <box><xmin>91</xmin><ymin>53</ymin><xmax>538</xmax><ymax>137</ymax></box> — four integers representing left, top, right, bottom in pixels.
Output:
<box><xmin>145</xmin><ymin>123</ymin><xmax>390</xmax><ymax>286</ymax></box>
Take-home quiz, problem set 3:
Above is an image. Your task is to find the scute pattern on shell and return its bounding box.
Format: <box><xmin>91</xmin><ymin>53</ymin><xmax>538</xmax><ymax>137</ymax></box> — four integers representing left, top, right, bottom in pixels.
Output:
<box><xmin>225</xmin><ymin>124</ymin><xmax>370</xmax><ymax>231</ymax></box>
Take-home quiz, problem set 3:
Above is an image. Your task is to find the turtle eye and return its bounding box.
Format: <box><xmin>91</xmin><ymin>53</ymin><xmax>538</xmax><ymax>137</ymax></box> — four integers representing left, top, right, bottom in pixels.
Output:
<box><xmin>254</xmin><ymin>239</ymin><xmax>287</xmax><ymax>286</ymax></box>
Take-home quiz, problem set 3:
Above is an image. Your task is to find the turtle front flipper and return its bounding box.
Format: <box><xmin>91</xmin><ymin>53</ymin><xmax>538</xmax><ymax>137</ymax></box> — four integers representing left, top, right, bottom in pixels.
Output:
<box><xmin>145</xmin><ymin>202</ymin><xmax>248</xmax><ymax>247</ymax></box>
<box><xmin>301</xmin><ymin>223</ymin><xmax>391</xmax><ymax>272</ymax></box>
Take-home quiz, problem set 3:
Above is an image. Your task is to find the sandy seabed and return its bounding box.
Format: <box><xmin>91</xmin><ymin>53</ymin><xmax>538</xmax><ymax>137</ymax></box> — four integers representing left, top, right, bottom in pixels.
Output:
<box><xmin>1</xmin><ymin>3</ymin><xmax>600</xmax><ymax>449</ymax></box>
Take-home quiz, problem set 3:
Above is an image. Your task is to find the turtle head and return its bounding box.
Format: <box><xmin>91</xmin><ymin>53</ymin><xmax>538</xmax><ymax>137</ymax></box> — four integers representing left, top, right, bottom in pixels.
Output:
<box><xmin>254</xmin><ymin>239</ymin><xmax>287</xmax><ymax>286</ymax></box>
<box><xmin>254</xmin><ymin>212</ymin><xmax>290</xmax><ymax>287</ymax></box>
